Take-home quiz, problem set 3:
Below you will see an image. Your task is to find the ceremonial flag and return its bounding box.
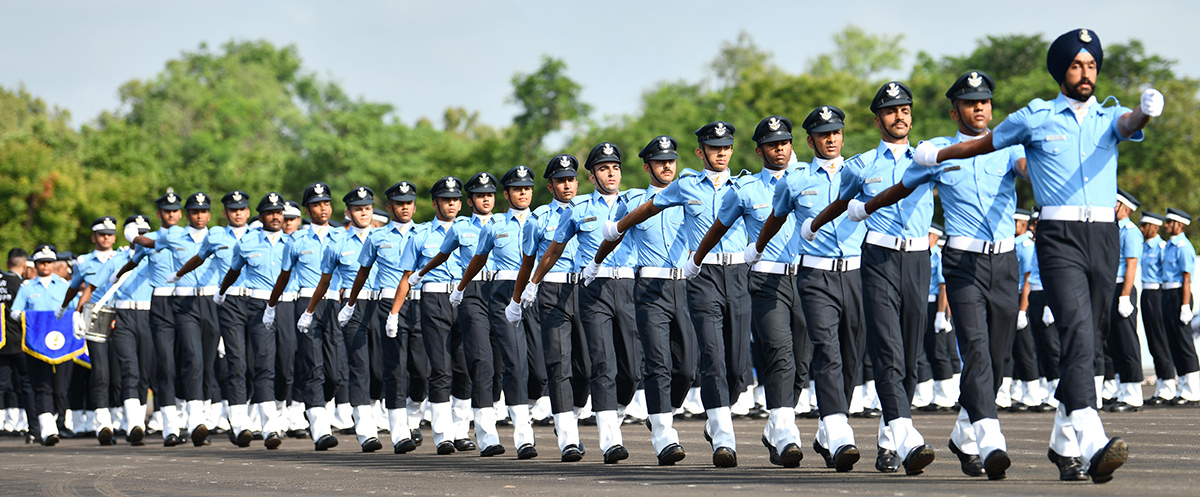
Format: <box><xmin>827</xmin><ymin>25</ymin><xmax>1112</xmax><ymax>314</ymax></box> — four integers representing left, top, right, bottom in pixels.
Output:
<box><xmin>21</xmin><ymin>310</ymin><xmax>86</xmax><ymax>364</ymax></box>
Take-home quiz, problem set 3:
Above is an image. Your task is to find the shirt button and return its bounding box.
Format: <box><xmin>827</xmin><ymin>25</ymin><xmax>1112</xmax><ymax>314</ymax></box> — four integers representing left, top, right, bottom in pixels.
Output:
<box><xmin>1084</xmin><ymin>177</ymin><xmax>1089</xmax><ymax>181</ymax></box>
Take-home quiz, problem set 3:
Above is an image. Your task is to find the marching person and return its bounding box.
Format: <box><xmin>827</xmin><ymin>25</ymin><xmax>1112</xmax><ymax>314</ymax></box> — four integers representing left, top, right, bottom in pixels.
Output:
<box><xmin>693</xmin><ymin>116</ymin><xmax>810</xmax><ymax>468</ymax></box>
<box><xmin>1011</xmin><ymin>208</ymin><xmax>1044</xmax><ymax>412</ymax></box>
<box><xmin>810</xmin><ymin>81</ymin><xmax>937</xmax><ymax>476</ymax></box>
<box><xmin>216</xmin><ymin>192</ymin><xmax>290</xmax><ymax>449</ymax></box>
<box><xmin>917</xmin><ymin>223</ymin><xmax>959</xmax><ymax>414</ymax></box>
<box><xmin>1160</xmin><ymin>208</ymin><xmax>1199</xmax><ymax>405</ymax></box>
<box><xmin>601</xmin><ymin>122</ymin><xmax>750</xmax><ymax>468</ymax></box>
<box><xmin>1138</xmin><ymin>212</ymin><xmax>1175</xmax><ymax>405</ymax></box>
<box><xmin>109</xmin><ymin>215</ymin><xmax>156</xmax><ymax>445</ymax></box>
<box><xmin>915</xmin><ymin>28</ymin><xmax>1163</xmax><ymax>482</ymax></box>
<box><xmin>755</xmin><ymin>105</ymin><xmax>864</xmax><ymax>472</ymax></box>
<box><xmin>1106</xmin><ymin>189</ymin><xmax>1144</xmax><ymax>412</ymax></box>
<box><xmin>1</xmin><ymin>249</ymin><xmax>38</xmax><ymax>442</ymax></box>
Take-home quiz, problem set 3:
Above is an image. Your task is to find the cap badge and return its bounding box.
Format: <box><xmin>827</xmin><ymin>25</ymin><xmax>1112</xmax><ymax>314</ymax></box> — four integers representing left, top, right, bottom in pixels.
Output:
<box><xmin>714</xmin><ymin>122</ymin><xmax>727</xmax><ymax>136</ymax></box>
<box><xmin>39</xmin><ymin>246</ymin><xmax>54</xmax><ymax>258</ymax></box>
<box><xmin>517</xmin><ymin>166</ymin><xmax>528</xmax><ymax>177</ymax></box>
<box><xmin>446</xmin><ymin>178</ymin><xmax>457</xmax><ymax>189</ymax></box>
<box><xmin>268</xmin><ymin>192</ymin><xmax>280</xmax><ymax>205</ymax></box>
<box><xmin>967</xmin><ymin>72</ymin><xmax>982</xmax><ymax>88</ymax></box>
<box><xmin>357</xmin><ymin>187</ymin><xmax>367</xmax><ymax>199</ymax></box>
<box><xmin>314</xmin><ymin>184</ymin><xmax>325</xmax><ymax>195</ymax></box>
<box><xmin>166</xmin><ymin>193</ymin><xmax>177</xmax><ymax>203</ymax></box>
<box><xmin>767</xmin><ymin>117</ymin><xmax>781</xmax><ymax>131</ymax></box>
<box><xmin>232</xmin><ymin>191</ymin><xmax>243</xmax><ymax>202</ymax></box>
<box><xmin>559</xmin><ymin>156</ymin><xmax>571</xmax><ymax>168</ymax></box>
<box><xmin>102</xmin><ymin>218</ymin><xmax>115</xmax><ymax>230</ymax></box>
<box><xmin>136</xmin><ymin>216</ymin><xmax>145</xmax><ymax>223</ymax></box>
<box><xmin>819</xmin><ymin>107</ymin><xmax>832</xmax><ymax>121</ymax></box>
<box><xmin>886</xmin><ymin>83</ymin><xmax>900</xmax><ymax>99</ymax></box>
<box><xmin>195</xmin><ymin>193</ymin><xmax>206</xmax><ymax>204</ymax></box>
<box><xmin>1079</xmin><ymin>29</ymin><xmax>1091</xmax><ymax>43</ymax></box>
<box><xmin>658</xmin><ymin>137</ymin><xmax>671</xmax><ymax>149</ymax></box>
<box><xmin>399</xmin><ymin>183</ymin><xmax>410</xmax><ymax>194</ymax></box>
<box><xmin>480</xmin><ymin>174</ymin><xmax>489</xmax><ymax>185</ymax></box>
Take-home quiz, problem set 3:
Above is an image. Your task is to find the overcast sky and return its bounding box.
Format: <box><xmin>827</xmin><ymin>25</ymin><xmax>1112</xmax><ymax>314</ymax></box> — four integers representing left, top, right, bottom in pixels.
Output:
<box><xmin>3</xmin><ymin>1</ymin><xmax>1197</xmax><ymax>129</ymax></box>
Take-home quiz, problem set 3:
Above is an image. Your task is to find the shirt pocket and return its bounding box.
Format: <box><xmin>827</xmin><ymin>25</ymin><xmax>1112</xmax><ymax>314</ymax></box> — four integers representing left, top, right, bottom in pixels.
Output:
<box><xmin>1033</xmin><ymin>132</ymin><xmax>1067</xmax><ymax>155</ymax></box>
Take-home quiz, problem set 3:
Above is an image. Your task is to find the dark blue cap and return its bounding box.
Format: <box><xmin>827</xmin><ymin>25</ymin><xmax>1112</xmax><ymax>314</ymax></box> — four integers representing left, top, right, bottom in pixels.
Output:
<box><xmin>946</xmin><ymin>71</ymin><xmax>995</xmax><ymax>101</ymax></box>
<box><xmin>544</xmin><ymin>154</ymin><xmax>579</xmax><ymax>179</ymax></box>
<box><xmin>1047</xmin><ymin>29</ymin><xmax>1103</xmax><ymax>84</ymax></box>
<box><xmin>155</xmin><ymin>188</ymin><xmax>181</xmax><ymax>211</ymax></box>
<box><xmin>500</xmin><ymin>165</ymin><xmax>536</xmax><ymax>187</ymax></box>
<box><xmin>90</xmin><ymin>216</ymin><xmax>118</xmax><ymax>234</ymax></box>
<box><xmin>752</xmin><ymin>116</ymin><xmax>793</xmax><ymax>145</ymax></box>
<box><xmin>385</xmin><ymin>181</ymin><xmax>418</xmax><ymax>202</ymax></box>
<box><xmin>639</xmin><ymin>136</ymin><xmax>679</xmax><ymax>161</ymax></box>
<box><xmin>584</xmin><ymin>142</ymin><xmax>622</xmax><ymax>170</ymax></box>
<box><xmin>466</xmin><ymin>172</ymin><xmax>499</xmax><ymax>193</ymax></box>
<box><xmin>343</xmin><ymin>186</ymin><xmax>375</xmax><ymax>206</ymax></box>
<box><xmin>870</xmin><ymin>81</ymin><xmax>913</xmax><ymax>114</ymax></box>
<box><xmin>303</xmin><ymin>182</ymin><xmax>332</xmax><ymax>206</ymax></box>
<box><xmin>221</xmin><ymin>190</ymin><xmax>250</xmax><ymax>209</ymax></box>
<box><xmin>430</xmin><ymin>177</ymin><xmax>464</xmax><ymax>198</ymax></box>
<box><xmin>257</xmin><ymin>192</ymin><xmax>286</xmax><ymax>213</ymax></box>
<box><xmin>695</xmin><ymin>121</ymin><xmax>735</xmax><ymax>146</ymax></box>
<box><xmin>802</xmin><ymin>106</ymin><xmax>845</xmax><ymax>133</ymax></box>
<box><xmin>185</xmin><ymin>192</ymin><xmax>211</xmax><ymax>210</ymax></box>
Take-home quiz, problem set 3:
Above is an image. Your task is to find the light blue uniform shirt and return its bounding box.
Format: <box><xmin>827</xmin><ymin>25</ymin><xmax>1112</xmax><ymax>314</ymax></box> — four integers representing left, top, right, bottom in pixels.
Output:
<box><xmin>617</xmin><ymin>186</ymin><xmax>688</xmax><ymax>269</ymax></box>
<box><xmin>131</xmin><ymin>231</ymin><xmax>176</xmax><ymax>290</ymax></box>
<box><xmin>157</xmin><ymin>227</ymin><xmax>216</xmax><ymax>287</ymax></box>
<box><xmin>229</xmin><ymin>229</ymin><xmax>287</xmax><ymax>291</ymax></box>
<box><xmin>1161</xmin><ymin>233</ymin><xmax>1195</xmax><ymax>284</ymax></box>
<box><xmin>70</xmin><ymin>251</ymin><xmax>120</xmax><ymax>304</ymax></box>
<box><xmin>198</xmin><ymin>226</ymin><xmax>251</xmax><ymax>289</ymax></box>
<box><xmin>1027</xmin><ymin>247</ymin><xmax>1043</xmax><ymax>289</ymax></box>
<box><xmin>111</xmin><ymin>248</ymin><xmax>153</xmax><ymax>303</ymax></box>
<box><xmin>555</xmin><ymin>193</ymin><xmax>634</xmax><ymax>269</ymax></box>
<box><xmin>359</xmin><ymin>221</ymin><xmax>417</xmax><ymax>291</ymax></box>
<box><xmin>991</xmin><ymin>93</ymin><xmax>1143</xmax><ymax>208</ymax></box>
<box><xmin>772</xmin><ymin>160</ymin><xmax>866</xmax><ymax>258</ymax></box>
<box><xmin>522</xmin><ymin>202</ymin><xmax>578</xmax><ymax>273</ymax></box>
<box><xmin>1117</xmin><ymin>218</ymin><xmax>1143</xmax><ymax>281</ymax></box>
<box><xmin>440</xmin><ymin>216</ymin><xmax>493</xmax><ymax>272</ymax></box>
<box><xmin>282</xmin><ymin>227</ymin><xmax>340</xmax><ymax>289</ymax></box>
<box><xmin>476</xmin><ymin>212</ymin><xmax>527</xmax><ymax>272</ymax></box>
<box><xmin>651</xmin><ymin>169</ymin><xmax>748</xmax><ymax>253</ymax></box>
<box><xmin>1016</xmin><ymin>232</ymin><xmax>1036</xmax><ymax>291</ymax></box>
<box><xmin>929</xmin><ymin>246</ymin><xmax>944</xmax><ymax>296</ymax></box>
<box><xmin>840</xmin><ymin>141</ymin><xmax>934</xmax><ymax>239</ymax></box>
<box><xmin>401</xmin><ymin>221</ymin><xmax>460</xmax><ymax>283</ymax></box>
<box><xmin>322</xmin><ymin>228</ymin><xmax>372</xmax><ymax>290</ymax></box>
<box><xmin>718</xmin><ymin>166</ymin><xmax>799</xmax><ymax>264</ymax></box>
<box><xmin>13</xmin><ymin>276</ymin><xmax>76</xmax><ymax>313</ymax></box>
<box><xmin>903</xmin><ymin>133</ymin><xmax>1025</xmax><ymax>240</ymax></box>
<box><xmin>1142</xmin><ymin>235</ymin><xmax>1166</xmax><ymax>285</ymax></box>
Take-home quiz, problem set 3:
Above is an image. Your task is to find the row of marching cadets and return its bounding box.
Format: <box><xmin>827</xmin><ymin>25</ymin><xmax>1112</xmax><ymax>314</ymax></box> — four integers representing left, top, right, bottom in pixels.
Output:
<box><xmin>1</xmin><ymin>27</ymin><xmax>1187</xmax><ymax>487</ymax></box>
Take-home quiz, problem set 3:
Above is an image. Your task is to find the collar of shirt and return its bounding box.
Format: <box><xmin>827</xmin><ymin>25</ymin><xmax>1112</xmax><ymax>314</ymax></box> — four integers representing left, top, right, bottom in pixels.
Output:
<box><xmin>264</xmin><ymin>230</ymin><xmax>283</xmax><ymax>245</ymax></box>
<box><xmin>705</xmin><ymin>168</ymin><xmax>730</xmax><ymax>190</ymax></box>
<box><xmin>230</xmin><ymin>225</ymin><xmax>248</xmax><ymax>240</ymax></box>
<box><xmin>646</xmin><ymin>184</ymin><xmax>664</xmax><ymax>195</ymax></box>
<box><xmin>351</xmin><ymin>225</ymin><xmax>371</xmax><ymax>241</ymax></box>
<box><xmin>882</xmin><ymin>141</ymin><xmax>910</xmax><ymax>162</ymax></box>
<box><xmin>599</xmin><ymin>194</ymin><xmax>619</xmax><ymax>207</ymax></box>
<box><xmin>813</xmin><ymin>156</ymin><xmax>844</xmax><ymax>177</ymax></box>
<box><xmin>474</xmin><ymin>213</ymin><xmax>493</xmax><ymax>226</ymax></box>
<box><xmin>311</xmin><ymin>224</ymin><xmax>330</xmax><ymax>240</ymax></box>
<box><xmin>437</xmin><ymin>220</ymin><xmax>452</xmax><ymax>232</ymax></box>
<box><xmin>94</xmin><ymin>249</ymin><xmax>115</xmax><ymax>263</ymax></box>
<box><xmin>38</xmin><ymin>276</ymin><xmax>53</xmax><ymax>288</ymax></box>
<box><xmin>1171</xmin><ymin>233</ymin><xmax>1188</xmax><ymax>244</ymax></box>
<box><xmin>188</xmin><ymin>226</ymin><xmax>208</xmax><ymax>243</ymax></box>
<box><xmin>391</xmin><ymin>221</ymin><xmax>412</xmax><ymax>236</ymax></box>
<box><xmin>508</xmin><ymin>209</ymin><xmax>530</xmax><ymax>224</ymax></box>
<box><xmin>1062</xmin><ymin>93</ymin><xmax>1098</xmax><ymax>125</ymax></box>
<box><xmin>764</xmin><ymin>166</ymin><xmax>787</xmax><ymax>182</ymax></box>
<box><xmin>553</xmin><ymin>200</ymin><xmax>570</xmax><ymax>212</ymax></box>
<box><xmin>954</xmin><ymin>130</ymin><xmax>988</xmax><ymax>143</ymax></box>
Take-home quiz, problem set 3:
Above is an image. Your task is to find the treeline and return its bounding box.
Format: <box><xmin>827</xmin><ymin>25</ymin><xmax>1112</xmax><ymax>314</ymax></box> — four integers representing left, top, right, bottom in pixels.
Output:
<box><xmin>2</xmin><ymin>27</ymin><xmax>1198</xmax><ymax>254</ymax></box>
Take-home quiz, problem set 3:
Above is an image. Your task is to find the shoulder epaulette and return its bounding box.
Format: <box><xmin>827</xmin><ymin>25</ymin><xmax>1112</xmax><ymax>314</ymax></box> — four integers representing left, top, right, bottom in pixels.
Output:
<box><xmin>846</xmin><ymin>150</ymin><xmax>874</xmax><ymax>168</ymax></box>
<box><xmin>1027</xmin><ymin>98</ymin><xmax>1053</xmax><ymax>112</ymax></box>
<box><xmin>622</xmin><ymin>188</ymin><xmax>646</xmax><ymax>203</ymax></box>
<box><xmin>532</xmin><ymin>205</ymin><xmax>551</xmax><ymax>218</ymax></box>
<box><xmin>678</xmin><ymin>168</ymin><xmax>700</xmax><ymax>178</ymax></box>
<box><xmin>570</xmin><ymin>193</ymin><xmax>591</xmax><ymax>207</ymax></box>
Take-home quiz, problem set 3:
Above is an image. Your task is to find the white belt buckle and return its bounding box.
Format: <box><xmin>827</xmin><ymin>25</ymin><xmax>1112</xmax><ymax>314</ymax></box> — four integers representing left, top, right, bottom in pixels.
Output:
<box><xmin>671</xmin><ymin>268</ymin><xmax>682</xmax><ymax>279</ymax></box>
<box><xmin>833</xmin><ymin>258</ymin><xmax>846</xmax><ymax>272</ymax></box>
<box><xmin>1082</xmin><ymin>205</ymin><xmax>1093</xmax><ymax>223</ymax></box>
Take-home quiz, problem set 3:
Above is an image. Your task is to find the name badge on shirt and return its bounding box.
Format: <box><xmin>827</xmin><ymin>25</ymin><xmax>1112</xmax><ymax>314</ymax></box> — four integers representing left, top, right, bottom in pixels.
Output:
<box><xmin>218</xmin><ymin>246</ymin><xmax>229</xmax><ymax>250</ymax></box>
<box><xmin>943</xmin><ymin>165</ymin><xmax>962</xmax><ymax>172</ymax></box>
<box><xmin>496</xmin><ymin>233</ymin><xmax>510</xmax><ymax>239</ymax></box>
<box><xmin>801</xmin><ymin>189</ymin><xmax>818</xmax><ymax>196</ymax></box>
<box><xmin>424</xmin><ymin>244</ymin><xmax>438</xmax><ymax>248</ymax></box>
<box><xmin>545</xmin><ymin>226</ymin><xmax>556</xmax><ymax>232</ymax></box>
<box><xmin>300</xmin><ymin>250</ymin><xmax>314</xmax><ymax>255</ymax></box>
<box><xmin>247</xmin><ymin>253</ymin><xmax>262</xmax><ymax>259</ymax></box>
<box><xmin>462</xmin><ymin>233</ymin><xmax>477</xmax><ymax>238</ymax></box>
<box><xmin>174</xmin><ymin>247</ymin><xmax>186</xmax><ymax>251</ymax></box>
<box><xmin>341</xmin><ymin>251</ymin><xmax>355</xmax><ymax>256</ymax></box>
<box><xmin>380</xmin><ymin>244</ymin><xmax>393</xmax><ymax>249</ymax></box>
<box><xmin>752</xmin><ymin>203</ymin><xmax>770</xmax><ymax>210</ymax></box>
<box><xmin>687</xmin><ymin>200</ymin><xmax>703</xmax><ymax>205</ymax></box>
<box><xmin>1046</xmin><ymin>135</ymin><xmax>1067</xmax><ymax>141</ymax></box>
<box><xmin>865</xmin><ymin>177</ymin><xmax>883</xmax><ymax>184</ymax></box>
<box><xmin>581</xmin><ymin>216</ymin><xmax>598</xmax><ymax>223</ymax></box>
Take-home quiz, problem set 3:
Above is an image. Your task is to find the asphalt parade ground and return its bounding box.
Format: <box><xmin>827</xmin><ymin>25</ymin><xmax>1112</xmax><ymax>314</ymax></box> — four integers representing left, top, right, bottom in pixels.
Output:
<box><xmin>1</xmin><ymin>406</ymin><xmax>1196</xmax><ymax>497</ymax></box>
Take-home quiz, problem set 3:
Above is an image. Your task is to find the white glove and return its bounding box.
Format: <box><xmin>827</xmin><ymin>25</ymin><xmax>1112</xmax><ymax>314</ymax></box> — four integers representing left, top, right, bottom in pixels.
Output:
<box><xmin>217</xmin><ymin>337</ymin><xmax>226</xmax><ymax>358</ymax></box>
<box><xmin>683</xmin><ymin>257</ymin><xmax>702</xmax><ymax>280</ymax></box>
<box><xmin>934</xmin><ymin>311</ymin><xmax>951</xmax><ymax>333</ymax></box>
<box><xmin>743</xmin><ymin>244</ymin><xmax>763</xmax><ymax>267</ymax></box>
<box><xmin>847</xmin><ymin>199</ymin><xmax>870</xmax><ymax>222</ymax></box>
<box><xmin>123</xmin><ymin>224</ymin><xmax>140</xmax><ymax>244</ymax></box>
<box><xmin>602</xmin><ymin>220</ymin><xmax>623</xmax><ymax>242</ymax></box>
<box><xmin>1141</xmin><ymin>88</ymin><xmax>1164</xmax><ymax>117</ymax></box>
<box><xmin>297</xmin><ymin>311</ymin><xmax>313</xmax><ymax>334</ymax></box>
<box><xmin>520</xmin><ymin>283</ymin><xmax>539</xmax><ymax>309</ymax></box>
<box><xmin>337</xmin><ymin>302</ymin><xmax>355</xmax><ymax>327</ymax></box>
<box><xmin>1042</xmin><ymin>306</ymin><xmax>1055</xmax><ymax>326</ymax></box>
<box><xmin>166</xmin><ymin>273</ymin><xmax>181</xmax><ymax>284</ymax></box>
<box><xmin>72</xmin><ymin>311</ymin><xmax>86</xmax><ymax>339</ymax></box>
<box><xmin>449</xmin><ymin>287</ymin><xmax>464</xmax><ymax>308</ymax></box>
<box><xmin>108</xmin><ymin>271</ymin><xmax>119</xmax><ymax>284</ymax></box>
<box><xmin>385</xmin><ymin>313</ymin><xmax>399</xmax><ymax>338</ymax></box>
<box><xmin>800</xmin><ymin>218</ymin><xmax>818</xmax><ymax>241</ymax></box>
<box><xmin>55</xmin><ymin>305</ymin><xmax>68</xmax><ymax>320</ymax></box>
<box><xmin>914</xmin><ymin>141</ymin><xmax>942</xmax><ymax>167</ymax></box>
<box><xmin>262</xmin><ymin>304</ymin><xmax>276</xmax><ymax>331</ymax></box>
<box><xmin>505</xmin><ymin>300</ymin><xmax>523</xmax><ymax>324</ymax></box>
<box><xmin>1181</xmin><ymin>304</ymin><xmax>1193</xmax><ymax>325</ymax></box>
<box><xmin>1016</xmin><ymin>310</ymin><xmax>1028</xmax><ymax>330</ymax></box>
<box><xmin>581</xmin><ymin>260</ymin><xmax>601</xmax><ymax>286</ymax></box>
<box><xmin>407</xmin><ymin>271</ymin><xmax>423</xmax><ymax>288</ymax></box>
<box><xmin>213</xmin><ymin>292</ymin><xmax>227</xmax><ymax>306</ymax></box>
<box><xmin>1117</xmin><ymin>295</ymin><xmax>1135</xmax><ymax>318</ymax></box>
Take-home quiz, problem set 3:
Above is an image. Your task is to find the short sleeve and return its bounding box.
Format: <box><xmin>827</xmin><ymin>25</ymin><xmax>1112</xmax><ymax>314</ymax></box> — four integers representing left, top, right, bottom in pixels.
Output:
<box><xmin>230</xmin><ymin>243</ymin><xmax>247</xmax><ymax>271</ymax></box>
<box><xmin>439</xmin><ymin>225</ymin><xmax>462</xmax><ymax>255</ymax></box>
<box><xmin>358</xmin><ymin>237</ymin><xmax>378</xmax><ymax>267</ymax></box>
<box><xmin>521</xmin><ymin>220</ymin><xmax>540</xmax><ymax>257</ymax></box>
<box><xmin>651</xmin><ymin>181</ymin><xmax>686</xmax><ymax>209</ymax></box>
<box><xmin>477</xmin><ymin>224</ymin><xmax>497</xmax><ymax>254</ymax></box>
<box><xmin>553</xmin><ymin>208</ymin><xmax>579</xmax><ymax>244</ymax></box>
<box><xmin>1183</xmin><ymin>243</ymin><xmax>1196</xmax><ymax>274</ymax></box>
<box><xmin>69</xmin><ymin>263</ymin><xmax>88</xmax><ymax>289</ymax></box>
<box><xmin>716</xmin><ymin>188</ymin><xmax>745</xmax><ymax>227</ymax></box>
<box><xmin>1122</xmin><ymin>229</ymin><xmax>1143</xmax><ymax>260</ymax></box>
<box><xmin>837</xmin><ymin>161</ymin><xmax>864</xmax><ymax>201</ymax></box>
<box><xmin>319</xmin><ymin>244</ymin><xmax>339</xmax><ymax>275</ymax></box>
<box><xmin>399</xmin><ymin>235</ymin><xmax>419</xmax><ymax>272</ymax></box>
<box><xmin>901</xmin><ymin>162</ymin><xmax>938</xmax><ymax>189</ymax></box>
<box><xmin>771</xmin><ymin>177</ymin><xmax>794</xmax><ymax>217</ymax></box>
<box><xmin>991</xmin><ymin>106</ymin><xmax>1033</xmax><ymax>150</ymax></box>
<box><xmin>281</xmin><ymin>239</ymin><xmax>299</xmax><ymax>272</ymax></box>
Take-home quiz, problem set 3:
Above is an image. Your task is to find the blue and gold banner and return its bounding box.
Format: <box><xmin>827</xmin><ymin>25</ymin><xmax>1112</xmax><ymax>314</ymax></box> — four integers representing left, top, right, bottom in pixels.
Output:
<box><xmin>21</xmin><ymin>310</ymin><xmax>86</xmax><ymax>364</ymax></box>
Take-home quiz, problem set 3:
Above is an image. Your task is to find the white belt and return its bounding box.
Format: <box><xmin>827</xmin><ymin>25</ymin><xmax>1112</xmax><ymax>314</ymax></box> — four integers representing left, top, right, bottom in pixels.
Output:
<box><xmin>152</xmin><ymin>288</ymin><xmax>175</xmax><ymax>297</ymax></box>
<box><xmin>700</xmin><ymin>252</ymin><xmax>746</xmax><ymax>266</ymax></box>
<box><xmin>297</xmin><ymin>288</ymin><xmax>336</xmax><ymax>300</ymax></box>
<box><xmin>491</xmin><ymin>270</ymin><xmax>519</xmax><ymax>281</ymax></box>
<box><xmin>1116</xmin><ymin>277</ymin><xmax>1124</xmax><ymax>284</ymax></box>
<box><xmin>799</xmin><ymin>255</ymin><xmax>861</xmax><ymax>272</ymax></box>
<box><xmin>114</xmin><ymin>300</ymin><xmax>151</xmax><ymax>310</ymax></box>
<box><xmin>928</xmin><ymin>294</ymin><xmax>938</xmax><ymax>303</ymax></box>
<box><xmin>946</xmin><ymin>236</ymin><xmax>1014</xmax><ymax>255</ymax></box>
<box><xmin>172</xmin><ymin>287</ymin><xmax>200</xmax><ymax>297</ymax></box>
<box><xmin>1030</xmin><ymin>285</ymin><xmax>1044</xmax><ymax>292</ymax></box>
<box><xmin>248</xmin><ymin>289</ymin><xmax>273</xmax><ymax>300</ymax></box>
<box><xmin>865</xmin><ymin>231</ymin><xmax>930</xmax><ymax>252</ymax></box>
<box><xmin>225</xmin><ymin>287</ymin><xmax>250</xmax><ymax>297</ymax></box>
<box><xmin>542</xmin><ymin>272</ymin><xmax>579</xmax><ymax>284</ymax></box>
<box><xmin>196</xmin><ymin>286</ymin><xmax>220</xmax><ymax>296</ymax></box>
<box><xmin>595</xmin><ymin>267</ymin><xmax>635</xmax><ymax>279</ymax></box>
<box><xmin>422</xmin><ymin>282</ymin><xmax>454</xmax><ymax>293</ymax></box>
<box><xmin>468</xmin><ymin>271</ymin><xmax>487</xmax><ymax>282</ymax></box>
<box><xmin>1040</xmin><ymin>205</ymin><xmax>1116</xmax><ymax>223</ymax></box>
<box><xmin>638</xmin><ymin>267</ymin><xmax>685</xmax><ymax>280</ymax></box>
<box><xmin>341</xmin><ymin>288</ymin><xmax>373</xmax><ymax>300</ymax></box>
<box><xmin>279</xmin><ymin>292</ymin><xmax>297</xmax><ymax>303</ymax></box>
<box><xmin>375</xmin><ymin>287</ymin><xmax>421</xmax><ymax>301</ymax></box>
<box><xmin>1163</xmin><ymin>282</ymin><xmax>1184</xmax><ymax>290</ymax></box>
<box><xmin>751</xmin><ymin>261</ymin><xmax>797</xmax><ymax>275</ymax></box>
<box><xmin>1143</xmin><ymin>283</ymin><xmax>1161</xmax><ymax>290</ymax></box>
